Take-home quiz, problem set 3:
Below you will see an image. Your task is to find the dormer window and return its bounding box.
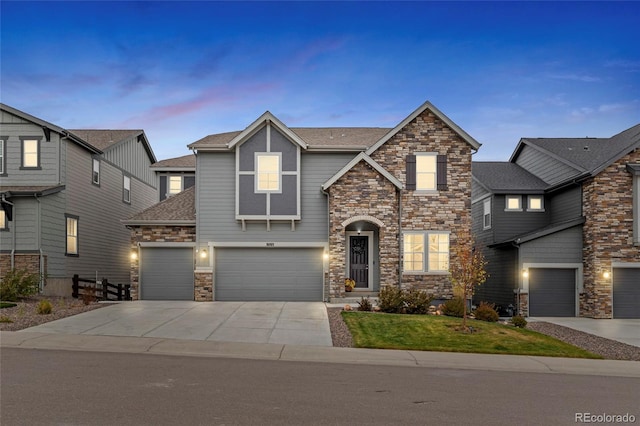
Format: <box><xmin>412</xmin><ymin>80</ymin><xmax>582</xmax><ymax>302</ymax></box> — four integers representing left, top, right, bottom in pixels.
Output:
<box><xmin>169</xmin><ymin>176</ymin><xmax>182</xmax><ymax>195</ymax></box>
<box><xmin>256</xmin><ymin>153</ymin><xmax>281</xmax><ymax>192</ymax></box>
<box><xmin>505</xmin><ymin>195</ymin><xmax>522</xmax><ymax>211</ymax></box>
<box><xmin>527</xmin><ymin>196</ymin><xmax>544</xmax><ymax>211</ymax></box>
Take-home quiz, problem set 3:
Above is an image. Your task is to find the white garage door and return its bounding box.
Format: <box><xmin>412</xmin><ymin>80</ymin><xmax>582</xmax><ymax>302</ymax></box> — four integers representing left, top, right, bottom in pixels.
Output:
<box><xmin>140</xmin><ymin>247</ymin><xmax>194</xmax><ymax>300</ymax></box>
<box><xmin>215</xmin><ymin>247</ymin><xmax>323</xmax><ymax>301</ymax></box>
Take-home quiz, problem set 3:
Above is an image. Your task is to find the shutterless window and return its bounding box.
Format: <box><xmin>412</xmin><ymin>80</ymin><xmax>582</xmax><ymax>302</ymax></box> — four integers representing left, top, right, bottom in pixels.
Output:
<box><xmin>22</xmin><ymin>139</ymin><xmax>39</xmax><ymax>168</ymax></box>
<box><xmin>528</xmin><ymin>196</ymin><xmax>544</xmax><ymax>211</ymax></box>
<box><xmin>123</xmin><ymin>176</ymin><xmax>131</xmax><ymax>203</ymax></box>
<box><xmin>483</xmin><ymin>198</ymin><xmax>491</xmax><ymax>229</ymax></box>
<box><xmin>505</xmin><ymin>195</ymin><xmax>522</xmax><ymax>211</ymax></box>
<box><xmin>66</xmin><ymin>217</ymin><xmax>78</xmax><ymax>255</ymax></box>
<box><xmin>92</xmin><ymin>159</ymin><xmax>100</xmax><ymax>185</ymax></box>
<box><xmin>416</xmin><ymin>154</ymin><xmax>437</xmax><ymax>190</ymax></box>
<box><xmin>0</xmin><ymin>140</ymin><xmax>5</xmax><ymax>174</ymax></box>
<box><xmin>168</xmin><ymin>176</ymin><xmax>182</xmax><ymax>195</ymax></box>
<box><xmin>256</xmin><ymin>154</ymin><xmax>280</xmax><ymax>191</ymax></box>
<box><xmin>0</xmin><ymin>210</ymin><xmax>6</xmax><ymax>230</ymax></box>
<box><xmin>428</xmin><ymin>233</ymin><xmax>450</xmax><ymax>272</ymax></box>
<box><xmin>403</xmin><ymin>233</ymin><xmax>424</xmax><ymax>272</ymax></box>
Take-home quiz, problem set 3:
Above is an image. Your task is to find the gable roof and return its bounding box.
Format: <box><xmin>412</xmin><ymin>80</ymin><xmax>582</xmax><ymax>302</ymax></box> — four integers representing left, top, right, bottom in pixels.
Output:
<box><xmin>69</xmin><ymin>129</ymin><xmax>157</xmax><ymax>163</ymax></box>
<box><xmin>226</xmin><ymin>111</ymin><xmax>308</xmax><ymax>150</ymax></box>
<box><xmin>0</xmin><ymin>103</ymin><xmax>101</xmax><ymax>154</ymax></box>
<box><xmin>151</xmin><ymin>154</ymin><xmax>196</xmax><ymax>170</ymax></box>
<box><xmin>365</xmin><ymin>100</ymin><xmax>481</xmax><ymax>156</ymax></box>
<box><xmin>473</xmin><ymin>162</ymin><xmax>548</xmax><ymax>194</ymax></box>
<box><xmin>322</xmin><ymin>152</ymin><xmax>402</xmax><ymax>190</ymax></box>
<box><xmin>123</xmin><ymin>186</ymin><xmax>195</xmax><ymax>225</ymax></box>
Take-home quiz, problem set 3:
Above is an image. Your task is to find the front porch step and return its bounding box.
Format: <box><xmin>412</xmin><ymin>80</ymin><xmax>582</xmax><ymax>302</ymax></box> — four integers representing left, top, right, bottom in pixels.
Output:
<box><xmin>329</xmin><ymin>292</ymin><xmax>378</xmax><ymax>305</ymax></box>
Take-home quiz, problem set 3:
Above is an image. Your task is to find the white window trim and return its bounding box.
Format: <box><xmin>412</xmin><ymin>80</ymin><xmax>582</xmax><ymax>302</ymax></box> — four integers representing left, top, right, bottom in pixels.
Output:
<box><xmin>21</xmin><ymin>138</ymin><xmax>40</xmax><ymax>168</ymax></box>
<box><xmin>402</xmin><ymin>230</ymin><xmax>450</xmax><ymax>275</ymax></box>
<box><xmin>403</xmin><ymin>232</ymin><xmax>425</xmax><ymax>273</ymax></box>
<box><xmin>0</xmin><ymin>139</ymin><xmax>5</xmax><ymax>174</ymax></box>
<box><xmin>65</xmin><ymin>216</ymin><xmax>79</xmax><ymax>255</ymax></box>
<box><xmin>254</xmin><ymin>152</ymin><xmax>282</xmax><ymax>193</ymax></box>
<box><xmin>527</xmin><ymin>195</ymin><xmax>545</xmax><ymax>212</ymax></box>
<box><xmin>0</xmin><ymin>209</ymin><xmax>7</xmax><ymax>230</ymax></box>
<box><xmin>415</xmin><ymin>152</ymin><xmax>438</xmax><ymax>192</ymax></box>
<box><xmin>123</xmin><ymin>175</ymin><xmax>131</xmax><ymax>203</ymax></box>
<box><xmin>483</xmin><ymin>198</ymin><xmax>492</xmax><ymax>230</ymax></box>
<box><xmin>92</xmin><ymin>158</ymin><xmax>100</xmax><ymax>185</ymax></box>
<box><xmin>505</xmin><ymin>195</ymin><xmax>522</xmax><ymax>211</ymax></box>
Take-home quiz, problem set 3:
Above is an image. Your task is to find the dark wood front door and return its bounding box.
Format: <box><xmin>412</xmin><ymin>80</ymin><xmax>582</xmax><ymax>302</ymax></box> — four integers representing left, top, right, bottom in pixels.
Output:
<box><xmin>349</xmin><ymin>235</ymin><xmax>368</xmax><ymax>288</ymax></box>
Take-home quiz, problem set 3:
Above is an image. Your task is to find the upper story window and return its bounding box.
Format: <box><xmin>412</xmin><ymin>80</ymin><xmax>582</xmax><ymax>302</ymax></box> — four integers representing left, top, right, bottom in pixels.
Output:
<box><xmin>527</xmin><ymin>195</ymin><xmax>544</xmax><ymax>211</ymax></box>
<box><xmin>168</xmin><ymin>176</ymin><xmax>182</xmax><ymax>195</ymax></box>
<box><xmin>123</xmin><ymin>175</ymin><xmax>131</xmax><ymax>203</ymax></box>
<box><xmin>416</xmin><ymin>154</ymin><xmax>437</xmax><ymax>191</ymax></box>
<box><xmin>403</xmin><ymin>231</ymin><xmax>450</xmax><ymax>274</ymax></box>
<box><xmin>255</xmin><ymin>153</ymin><xmax>281</xmax><ymax>192</ymax></box>
<box><xmin>483</xmin><ymin>198</ymin><xmax>491</xmax><ymax>230</ymax></box>
<box><xmin>0</xmin><ymin>139</ymin><xmax>5</xmax><ymax>175</ymax></box>
<box><xmin>92</xmin><ymin>158</ymin><xmax>100</xmax><ymax>185</ymax></box>
<box><xmin>21</xmin><ymin>138</ymin><xmax>41</xmax><ymax>169</ymax></box>
<box><xmin>505</xmin><ymin>195</ymin><xmax>522</xmax><ymax>211</ymax></box>
<box><xmin>0</xmin><ymin>209</ymin><xmax>7</xmax><ymax>230</ymax></box>
<box><xmin>66</xmin><ymin>215</ymin><xmax>78</xmax><ymax>256</ymax></box>
<box><xmin>406</xmin><ymin>153</ymin><xmax>447</xmax><ymax>191</ymax></box>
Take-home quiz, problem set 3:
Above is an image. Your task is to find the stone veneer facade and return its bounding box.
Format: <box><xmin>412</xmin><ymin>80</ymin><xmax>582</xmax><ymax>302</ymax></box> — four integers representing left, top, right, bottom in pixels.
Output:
<box><xmin>0</xmin><ymin>253</ymin><xmax>47</xmax><ymax>282</ymax></box>
<box><xmin>129</xmin><ymin>226</ymin><xmax>198</xmax><ymax>300</ymax></box>
<box><xmin>327</xmin><ymin>109</ymin><xmax>474</xmax><ymax>298</ymax></box>
<box><xmin>581</xmin><ymin>148</ymin><xmax>640</xmax><ymax>318</ymax></box>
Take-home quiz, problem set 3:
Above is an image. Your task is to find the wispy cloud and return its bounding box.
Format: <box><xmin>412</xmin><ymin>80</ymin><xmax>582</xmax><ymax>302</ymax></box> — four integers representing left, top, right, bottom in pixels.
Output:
<box><xmin>547</xmin><ymin>73</ymin><xmax>600</xmax><ymax>83</ymax></box>
<box><xmin>604</xmin><ymin>59</ymin><xmax>640</xmax><ymax>71</ymax></box>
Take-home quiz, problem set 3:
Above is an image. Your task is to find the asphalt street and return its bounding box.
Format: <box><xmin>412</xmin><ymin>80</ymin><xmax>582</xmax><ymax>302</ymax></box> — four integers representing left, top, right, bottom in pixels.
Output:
<box><xmin>2</xmin><ymin>348</ymin><xmax>638</xmax><ymax>426</ymax></box>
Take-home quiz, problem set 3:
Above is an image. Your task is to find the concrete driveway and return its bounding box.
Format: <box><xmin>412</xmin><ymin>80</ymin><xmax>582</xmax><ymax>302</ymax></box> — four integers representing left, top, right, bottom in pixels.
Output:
<box><xmin>20</xmin><ymin>301</ymin><xmax>333</xmax><ymax>347</ymax></box>
<box><xmin>529</xmin><ymin>317</ymin><xmax>640</xmax><ymax>348</ymax></box>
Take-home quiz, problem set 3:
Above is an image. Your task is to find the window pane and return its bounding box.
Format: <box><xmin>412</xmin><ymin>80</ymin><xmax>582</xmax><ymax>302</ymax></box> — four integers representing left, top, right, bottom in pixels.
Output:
<box><xmin>23</xmin><ymin>140</ymin><xmax>38</xmax><ymax>167</ymax></box>
<box><xmin>257</xmin><ymin>155</ymin><xmax>280</xmax><ymax>191</ymax></box>
<box><xmin>529</xmin><ymin>197</ymin><xmax>542</xmax><ymax>210</ymax></box>
<box><xmin>428</xmin><ymin>233</ymin><xmax>449</xmax><ymax>271</ymax></box>
<box><xmin>0</xmin><ymin>140</ymin><xmax>4</xmax><ymax>174</ymax></box>
<box><xmin>169</xmin><ymin>176</ymin><xmax>182</xmax><ymax>194</ymax></box>
<box><xmin>507</xmin><ymin>196</ymin><xmax>520</xmax><ymax>210</ymax></box>
<box><xmin>403</xmin><ymin>234</ymin><xmax>425</xmax><ymax>272</ymax></box>
<box><xmin>66</xmin><ymin>218</ymin><xmax>78</xmax><ymax>254</ymax></box>
<box><xmin>416</xmin><ymin>155</ymin><xmax>436</xmax><ymax>190</ymax></box>
<box><xmin>0</xmin><ymin>210</ymin><xmax>5</xmax><ymax>228</ymax></box>
<box><xmin>92</xmin><ymin>159</ymin><xmax>100</xmax><ymax>184</ymax></box>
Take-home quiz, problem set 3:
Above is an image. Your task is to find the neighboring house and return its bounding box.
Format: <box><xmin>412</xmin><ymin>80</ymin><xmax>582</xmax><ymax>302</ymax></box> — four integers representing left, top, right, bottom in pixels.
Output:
<box><xmin>472</xmin><ymin>123</ymin><xmax>640</xmax><ymax>319</ymax></box>
<box><xmin>0</xmin><ymin>104</ymin><xmax>157</xmax><ymax>295</ymax></box>
<box><xmin>151</xmin><ymin>153</ymin><xmax>196</xmax><ymax>201</ymax></box>
<box><xmin>124</xmin><ymin>101</ymin><xmax>481</xmax><ymax>302</ymax></box>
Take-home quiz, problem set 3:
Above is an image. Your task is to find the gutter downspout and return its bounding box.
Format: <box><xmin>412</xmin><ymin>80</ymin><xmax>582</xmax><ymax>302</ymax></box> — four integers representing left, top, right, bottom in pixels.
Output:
<box><xmin>511</xmin><ymin>240</ymin><xmax>521</xmax><ymax>316</ymax></box>
<box><xmin>321</xmin><ymin>187</ymin><xmax>331</xmax><ymax>302</ymax></box>
<box><xmin>2</xmin><ymin>194</ymin><xmax>17</xmax><ymax>269</ymax></box>
<box><xmin>35</xmin><ymin>194</ymin><xmax>44</xmax><ymax>292</ymax></box>
<box><xmin>398</xmin><ymin>187</ymin><xmax>403</xmax><ymax>289</ymax></box>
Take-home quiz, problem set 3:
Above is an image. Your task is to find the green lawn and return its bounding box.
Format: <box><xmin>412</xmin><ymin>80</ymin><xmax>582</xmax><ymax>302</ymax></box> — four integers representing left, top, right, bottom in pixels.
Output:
<box><xmin>342</xmin><ymin>312</ymin><xmax>602</xmax><ymax>359</ymax></box>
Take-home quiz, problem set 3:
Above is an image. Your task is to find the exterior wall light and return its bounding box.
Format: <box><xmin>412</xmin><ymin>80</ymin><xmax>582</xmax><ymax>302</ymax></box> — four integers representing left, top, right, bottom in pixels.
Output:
<box><xmin>603</xmin><ymin>271</ymin><xmax>611</xmax><ymax>279</ymax></box>
<box><xmin>130</xmin><ymin>251</ymin><xmax>138</xmax><ymax>261</ymax></box>
<box><xmin>522</xmin><ymin>269</ymin><xmax>529</xmax><ymax>278</ymax></box>
<box><xmin>199</xmin><ymin>249</ymin><xmax>208</xmax><ymax>259</ymax></box>
<box><xmin>323</xmin><ymin>252</ymin><xmax>329</xmax><ymax>260</ymax></box>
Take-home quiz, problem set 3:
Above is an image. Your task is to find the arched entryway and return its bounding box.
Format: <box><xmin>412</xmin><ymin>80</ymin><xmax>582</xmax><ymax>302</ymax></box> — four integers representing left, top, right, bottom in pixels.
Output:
<box><xmin>344</xmin><ymin>219</ymin><xmax>381</xmax><ymax>292</ymax></box>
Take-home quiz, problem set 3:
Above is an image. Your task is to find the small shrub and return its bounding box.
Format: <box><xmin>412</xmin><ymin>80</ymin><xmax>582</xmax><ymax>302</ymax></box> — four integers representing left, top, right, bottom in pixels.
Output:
<box><xmin>377</xmin><ymin>286</ymin><xmax>404</xmax><ymax>313</ymax></box>
<box><xmin>442</xmin><ymin>297</ymin><xmax>465</xmax><ymax>318</ymax></box>
<box><xmin>474</xmin><ymin>302</ymin><xmax>499</xmax><ymax>322</ymax></box>
<box><xmin>403</xmin><ymin>288</ymin><xmax>434</xmax><ymax>315</ymax></box>
<box><xmin>357</xmin><ymin>297</ymin><xmax>373</xmax><ymax>312</ymax></box>
<box><xmin>0</xmin><ymin>315</ymin><xmax>13</xmax><ymax>323</ymax></box>
<box><xmin>511</xmin><ymin>315</ymin><xmax>527</xmax><ymax>328</ymax></box>
<box><xmin>0</xmin><ymin>269</ymin><xmax>40</xmax><ymax>302</ymax></box>
<box><xmin>37</xmin><ymin>299</ymin><xmax>53</xmax><ymax>315</ymax></box>
<box><xmin>82</xmin><ymin>286</ymin><xmax>97</xmax><ymax>305</ymax></box>
<box><xmin>0</xmin><ymin>302</ymin><xmax>18</xmax><ymax>309</ymax></box>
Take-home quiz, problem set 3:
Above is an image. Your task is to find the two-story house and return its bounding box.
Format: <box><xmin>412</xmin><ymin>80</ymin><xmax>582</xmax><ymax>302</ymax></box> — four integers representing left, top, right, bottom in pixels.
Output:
<box><xmin>0</xmin><ymin>104</ymin><xmax>158</xmax><ymax>296</ymax></box>
<box><xmin>472</xmin><ymin>123</ymin><xmax>640</xmax><ymax>319</ymax></box>
<box><xmin>125</xmin><ymin>101</ymin><xmax>481</xmax><ymax>302</ymax></box>
<box><xmin>151</xmin><ymin>153</ymin><xmax>196</xmax><ymax>201</ymax></box>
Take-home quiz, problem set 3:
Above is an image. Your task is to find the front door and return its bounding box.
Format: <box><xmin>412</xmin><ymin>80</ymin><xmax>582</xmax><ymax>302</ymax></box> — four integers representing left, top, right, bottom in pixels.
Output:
<box><xmin>349</xmin><ymin>235</ymin><xmax>368</xmax><ymax>288</ymax></box>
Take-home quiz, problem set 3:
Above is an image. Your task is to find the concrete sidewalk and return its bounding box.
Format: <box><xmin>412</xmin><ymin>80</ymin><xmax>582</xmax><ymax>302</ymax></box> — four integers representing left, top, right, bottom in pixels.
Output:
<box><xmin>2</xmin><ymin>331</ymin><xmax>639</xmax><ymax>378</ymax></box>
<box><xmin>19</xmin><ymin>301</ymin><xmax>332</xmax><ymax>347</ymax></box>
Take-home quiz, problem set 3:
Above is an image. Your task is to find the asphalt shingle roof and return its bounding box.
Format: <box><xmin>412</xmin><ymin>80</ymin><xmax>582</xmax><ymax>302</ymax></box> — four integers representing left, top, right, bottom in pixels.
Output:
<box><xmin>69</xmin><ymin>129</ymin><xmax>143</xmax><ymax>151</ymax></box>
<box><xmin>472</xmin><ymin>162</ymin><xmax>548</xmax><ymax>193</ymax></box>
<box><xmin>126</xmin><ymin>186</ymin><xmax>195</xmax><ymax>223</ymax></box>
<box><xmin>188</xmin><ymin>127</ymin><xmax>391</xmax><ymax>150</ymax></box>
<box><xmin>151</xmin><ymin>154</ymin><xmax>196</xmax><ymax>168</ymax></box>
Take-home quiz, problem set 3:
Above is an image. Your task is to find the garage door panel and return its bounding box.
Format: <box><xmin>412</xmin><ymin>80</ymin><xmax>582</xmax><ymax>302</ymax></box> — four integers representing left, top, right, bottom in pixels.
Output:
<box><xmin>216</xmin><ymin>248</ymin><xmax>323</xmax><ymax>301</ymax></box>
<box><xmin>613</xmin><ymin>268</ymin><xmax>640</xmax><ymax>319</ymax></box>
<box><xmin>529</xmin><ymin>268</ymin><xmax>576</xmax><ymax>317</ymax></box>
<box><xmin>140</xmin><ymin>247</ymin><xmax>194</xmax><ymax>300</ymax></box>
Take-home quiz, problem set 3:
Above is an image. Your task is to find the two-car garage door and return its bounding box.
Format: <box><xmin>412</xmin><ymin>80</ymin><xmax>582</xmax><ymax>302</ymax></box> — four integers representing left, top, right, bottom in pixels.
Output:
<box><xmin>215</xmin><ymin>248</ymin><xmax>324</xmax><ymax>301</ymax></box>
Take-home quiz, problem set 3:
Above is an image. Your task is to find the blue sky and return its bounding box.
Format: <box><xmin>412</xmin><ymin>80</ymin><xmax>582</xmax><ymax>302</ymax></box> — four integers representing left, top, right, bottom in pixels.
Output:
<box><xmin>2</xmin><ymin>1</ymin><xmax>639</xmax><ymax>161</ymax></box>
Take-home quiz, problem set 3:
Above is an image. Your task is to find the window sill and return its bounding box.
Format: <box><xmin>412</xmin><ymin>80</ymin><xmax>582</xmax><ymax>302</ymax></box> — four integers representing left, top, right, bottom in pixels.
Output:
<box><xmin>504</xmin><ymin>209</ymin><xmax>523</xmax><ymax>212</ymax></box>
<box><xmin>65</xmin><ymin>253</ymin><xmax>79</xmax><ymax>257</ymax></box>
<box><xmin>403</xmin><ymin>271</ymin><xmax>449</xmax><ymax>275</ymax></box>
<box><xmin>526</xmin><ymin>209</ymin><xmax>545</xmax><ymax>212</ymax></box>
<box><xmin>19</xmin><ymin>166</ymin><xmax>42</xmax><ymax>170</ymax></box>
<box><xmin>413</xmin><ymin>190</ymin><xmax>439</xmax><ymax>195</ymax></box>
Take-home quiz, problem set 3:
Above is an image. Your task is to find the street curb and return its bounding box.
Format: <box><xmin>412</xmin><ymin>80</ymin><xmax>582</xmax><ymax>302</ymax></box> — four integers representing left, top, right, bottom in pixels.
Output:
<box><xmin>2</xmin><ymin>331</ymin><xmax>639</xmax><ymax>377</ymax></box>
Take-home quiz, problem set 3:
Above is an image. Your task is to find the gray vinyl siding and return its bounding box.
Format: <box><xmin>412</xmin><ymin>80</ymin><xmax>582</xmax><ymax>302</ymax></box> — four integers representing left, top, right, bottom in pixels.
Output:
<box><xmin>471</xmin><ymin>180</ymin><xmax>490</xmax><ymax>200</ymax></box>
<box><xmin>64</xmin><ymin>143</ymin><xmax>156</xmax><ymax>283</ymax></box>
<box><xmin>549</xmin><ymin>186</ymin><xmax>582</xmax><ymax>223</ymax></box>
<box><xmin>103</xmin><ymin>136</ymin><xmax>156</xmax><ymax>187</ymax></box>
<box><xmin>197</xmin><ymin>152</ymin><xmax>353</xmax><ymax>243</ymax></box>
<box><xmin>473</xmin><ymin>245</ymin><xmax>517</xmax><ymax>308</ymax></box>
<box><xmin>493</xmin><ymin>194</ymin><xmax>550</xmax><ymax>242</ymax></box>
<box><xmin>39</xmin><ymin>191</ymin><xmax>66</xmax><ymax>276</ymax></box>
<box><xmin>0</xmin><ymin>198</ymin><xmax>39</xmax><ymax>251</ymax></box>
<box><xmin>519</xmin><ymin>225</ymin><xmax>583</xmax><ymax>264</ymax></box>
<box><xmin>515</xmin><ymin>145</ymin><xmax>581</xmax><ymax>185</ymax></box>
<box><xmin>0</xmin><ymin>118</ymin><xmax>61</xmax><ymax>186</ymax></box>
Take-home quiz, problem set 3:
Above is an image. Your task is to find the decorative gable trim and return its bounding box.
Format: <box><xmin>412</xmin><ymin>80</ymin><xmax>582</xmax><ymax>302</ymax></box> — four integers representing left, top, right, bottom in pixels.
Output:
<box><xmin>365</xmin><ymin>101</ymin><xmax>481</xmax><ymax>156</ymax></box>
<box><xmin>322</xmin><ymin>152</ymin><xmax>402</xmax><ymax>190</ymax></box>
<box><xmin>227</xmin><ymin>111</ymin><xmax>308</xmax><ymax>150</ymax></box>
